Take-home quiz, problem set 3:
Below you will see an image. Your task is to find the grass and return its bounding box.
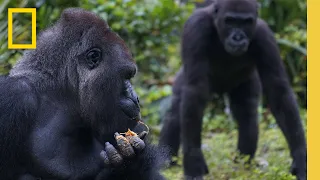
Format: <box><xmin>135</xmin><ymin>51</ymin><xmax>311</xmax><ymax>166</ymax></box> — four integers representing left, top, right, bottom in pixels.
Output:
<box><xmin>151</xmin><ymin>109</ymin><xmax>307</xmax><ymax>180</ymax></box>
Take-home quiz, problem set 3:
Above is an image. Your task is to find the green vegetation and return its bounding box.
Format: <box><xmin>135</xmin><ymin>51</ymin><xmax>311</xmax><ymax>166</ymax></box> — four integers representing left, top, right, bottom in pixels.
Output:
<box><xmin>161</xmin><ymin>109</ymin><xmax>307</xmax><ymax>180</ymax></box>
<box><xmin>0</xmin><ymin>0</ymin><xmax>307</xmax><ymax>179</ymax></box>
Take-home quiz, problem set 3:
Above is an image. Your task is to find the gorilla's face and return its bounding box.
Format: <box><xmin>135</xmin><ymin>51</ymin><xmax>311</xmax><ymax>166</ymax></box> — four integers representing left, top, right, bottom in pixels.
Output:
<box><xmin>78</xmin><ymin>30</ymin><xmax>140</xmax><ymax>140</ymax></box>
<box><xmin>213</xmin><ymin>0</ymin><xmax>258</xmax><ymax>56</ymax></box>
<box><xmin>60</xmin><ymin>9</ymin><xmax>141</xmax><ymax>141</ymax></box>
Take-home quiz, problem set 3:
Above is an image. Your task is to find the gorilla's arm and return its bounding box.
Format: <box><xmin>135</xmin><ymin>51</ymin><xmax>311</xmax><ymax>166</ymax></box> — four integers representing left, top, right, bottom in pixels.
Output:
<box><xmin>0</xmin><ymin>76</ymin><xmax>38</xmax><ymax>179</ymax></box>
<box><xmin>96</xmin><ymin>143</ymin><xmax>166</xmax><ymax>180</ymax></box>
<box><xmin>253</xmin><ymin>19</ymin><xmax>307</xmax><ymax>179</ymax></box>
<box><xmin>179</xmin><ymin>11</ymin><xmax>213</xmax><ymax>178</ymax></box>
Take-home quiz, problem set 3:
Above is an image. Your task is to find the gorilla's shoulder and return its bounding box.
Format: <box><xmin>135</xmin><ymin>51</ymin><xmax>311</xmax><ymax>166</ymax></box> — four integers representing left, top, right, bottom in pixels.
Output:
<box><xmin>256</xmin><ymin>18</ymin><xmax>271</xmax><ymax>31</ymax></box>
<box><xmin>0</xmin><ymin>76</ymin><xmax>39</xmax><ymax>114</ymax></box>
<box><xmin>253</xmin><ymin>18</ymin><xmax>275</xmax><ymax>41</ymax></box>
<box><xmin>182</xmin><ymin>8</ymin><xmax>214</xmax><ymax>47</ymax></box>
<box><xmin>185</xmin><ymin>8</ymin><xmax>213</xmax><ymax>29</ymax></box>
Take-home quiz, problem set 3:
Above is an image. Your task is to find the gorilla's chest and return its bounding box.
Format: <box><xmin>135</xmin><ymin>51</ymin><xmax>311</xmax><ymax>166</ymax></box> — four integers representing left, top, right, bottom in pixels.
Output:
<box><xmin>208</xmin><ymin>54</ymin><xmax>256</xmax><ymax>93</ymax></box>
<box><xmin>27</xmin><ymin>96</ymin><xmax>103</xmax><ymax>179</ymax></box>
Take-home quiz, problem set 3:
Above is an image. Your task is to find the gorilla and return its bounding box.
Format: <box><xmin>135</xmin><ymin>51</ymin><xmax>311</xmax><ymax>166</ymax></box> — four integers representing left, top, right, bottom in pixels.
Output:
<box><xmin>0</xmin><ymin>8</ymin><xmax>166</xmax><ymax>180</ymax></box>
<box><xmin>159</xmin><ymin>0</ymin><xmax>307</xmax><ymax>180</ymax></box>
<box><xmin>195</xmin><ymin>0</ymin><xmax>215</xmax><ymax>8</ymax></box>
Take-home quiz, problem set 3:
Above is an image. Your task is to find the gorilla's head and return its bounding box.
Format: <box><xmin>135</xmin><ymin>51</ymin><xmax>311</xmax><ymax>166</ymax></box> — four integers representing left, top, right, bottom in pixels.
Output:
<box><xmin>10</xmin><ymin>8</ymin><xmax>140</xmax><ymax>141</ymax></box>
<box><xmin>212</xmin><ymin>0</ymin><xmax>259</xmax><ymax>56</ymax></box>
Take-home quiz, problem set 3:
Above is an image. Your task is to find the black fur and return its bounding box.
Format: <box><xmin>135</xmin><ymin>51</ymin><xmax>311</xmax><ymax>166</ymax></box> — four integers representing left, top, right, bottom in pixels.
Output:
<box><xmin>0</xmin><ymin>8</ymin><xmax>166</xmax><ymax>180</ymax></box>
<box><xmin>159</xmin><ymin>0</ymin><xmax>306</xmax><ymax>180</ymax></box>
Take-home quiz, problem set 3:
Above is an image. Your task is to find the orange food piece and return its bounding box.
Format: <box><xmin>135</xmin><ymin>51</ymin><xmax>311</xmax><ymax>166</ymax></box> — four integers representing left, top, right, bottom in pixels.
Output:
<box><xmin>115</xmin><ymin>133</ymin><xmax>129</xmax><ymax>141</ymax></box>
<box><xmin>124</xmin><ymin>129</ymin><xmax>138</xmax><ymax>137</ymax></box>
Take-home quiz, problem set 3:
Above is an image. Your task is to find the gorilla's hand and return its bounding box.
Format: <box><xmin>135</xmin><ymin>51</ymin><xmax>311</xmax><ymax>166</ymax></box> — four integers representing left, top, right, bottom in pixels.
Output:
<box><xmin>99</xmin><ymin>124</ymin><xmax>148</xmax><ymax>167</ymax></box>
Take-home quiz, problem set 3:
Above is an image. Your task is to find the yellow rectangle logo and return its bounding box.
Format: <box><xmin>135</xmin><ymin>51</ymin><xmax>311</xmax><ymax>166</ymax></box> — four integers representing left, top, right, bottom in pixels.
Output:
<box><xmin>8</xmin><ymin>8</ymin><xmax>37</xmax><ymax>49</ymax></box>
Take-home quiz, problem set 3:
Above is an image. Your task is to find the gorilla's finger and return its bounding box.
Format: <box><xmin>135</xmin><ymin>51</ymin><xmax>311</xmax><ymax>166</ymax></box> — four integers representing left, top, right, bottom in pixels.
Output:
<box><xmin>100</xmin><ymin>150</ymin><xmax>110</xmax><ymax>165</ymax></box>
<box><xmin>114</xmin><ymin>132</ymin><xmax>135</xmax><ymax>158</ymax></box>
<box><xmin>127</xmin><ymin>135</ymin><xmax>145</xmax><ymax>151</ymax></box>
<box><xmin>138</xmin><ymin>131</ymin><xmax>148</xmax><ymax>140</ymax></box>
<box><xmin>105</xmin><ymin>142</ymin><xmax>123</xmax><ymax>166</ymax></box>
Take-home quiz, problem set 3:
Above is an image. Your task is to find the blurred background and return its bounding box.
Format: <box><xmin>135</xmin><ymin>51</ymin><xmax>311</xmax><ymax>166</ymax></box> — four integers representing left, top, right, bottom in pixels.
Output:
<box><xmin>0</xmin><ymin>0</ymin><xmax>307</xmax><ymax>179</ymax></box>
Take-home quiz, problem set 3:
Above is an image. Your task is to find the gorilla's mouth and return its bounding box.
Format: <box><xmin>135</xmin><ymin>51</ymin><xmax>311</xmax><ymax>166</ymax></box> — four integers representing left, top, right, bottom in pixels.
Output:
<box><xmin>119</xmin><ymin>97</ymin><xmax>141</xmax><ymax>121</ymax></box>
<box><xmin>225</xmin><ymin>41</ymin><xmax>249</xmax><ymax>56</ymax></box>
<box><xmin>119</xmin><ymin>80</ymin><xmax>141</xmax><ymax>121</ymax></box>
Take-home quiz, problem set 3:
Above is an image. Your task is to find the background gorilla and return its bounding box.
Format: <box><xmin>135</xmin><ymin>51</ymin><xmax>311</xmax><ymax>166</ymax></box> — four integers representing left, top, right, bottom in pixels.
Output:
<box><xmin>0</xmin><ymin>8</ymin><xmax>166</xmax><ymax>180</ymax></box>
<box><xmin>159</xmin><ymin>0</ymin><xmax>307</xmax><ymax>180</ymax></box>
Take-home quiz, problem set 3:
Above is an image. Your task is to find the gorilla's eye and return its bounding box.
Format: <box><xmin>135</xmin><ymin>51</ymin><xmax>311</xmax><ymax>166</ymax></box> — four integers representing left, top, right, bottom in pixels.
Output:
<box><xmin>244</xmin><ymin>18</ymin><xmax>254</xmax><ymax>25</ymax></box>
<box><xmin>86</xmin><ymin>49</ymin><xmax>101</xmax><ymax>63</ymax></box>
<box><xmin>214</xmin><ymin>7</ymin><xmax>219</xmax><ymax>14</ymax></box>
<box><xmin>86</xmin><ymin>48</ymin><xmax>102</xmax><ymax>68</ymax></box>
<box><xmin>224</xmin><ymin>17</ymin><xmax>237</xmax><ymax>25</ymax></box>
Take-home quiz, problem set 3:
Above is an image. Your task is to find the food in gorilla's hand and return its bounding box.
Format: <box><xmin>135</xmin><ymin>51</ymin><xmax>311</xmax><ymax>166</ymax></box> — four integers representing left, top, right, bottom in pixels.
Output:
<box><xmin>122</xmin><ymin>129</ymin><xmax>146</xmax><ymax>151</ymax></box>
<box><xmin>120</xmin><ymin>121</ymin><xmax>149</xmax><ymax>151</ymax></box>
<box><xmin>100</xmin><ymin>121</ymin><xmax>150</xmax><ymax>167</ymax></box>
<box><xmin>114</xmin><ymin>132</ymin><xmax>135</xmax><ymax>157</ymax></box>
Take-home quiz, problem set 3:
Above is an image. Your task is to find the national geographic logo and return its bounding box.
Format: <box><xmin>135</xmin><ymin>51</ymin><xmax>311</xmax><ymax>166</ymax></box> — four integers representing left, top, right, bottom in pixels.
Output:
<box><xmin>8</xmin><ymin>8</ymin><xmax>36</xmax><ymax>49</ymax></box>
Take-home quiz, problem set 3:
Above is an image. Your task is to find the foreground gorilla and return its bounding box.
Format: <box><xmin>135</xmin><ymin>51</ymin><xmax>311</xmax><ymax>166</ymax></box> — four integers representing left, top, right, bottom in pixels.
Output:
<box><xmin>0</xmin><ymin>8</ymin><xmax>166</xmax><ymax>180</ymax></box>
<box><xmin>159</xmin><ymin>0</ymin><xmax>307</xmax><ymax>179</ymax></box>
